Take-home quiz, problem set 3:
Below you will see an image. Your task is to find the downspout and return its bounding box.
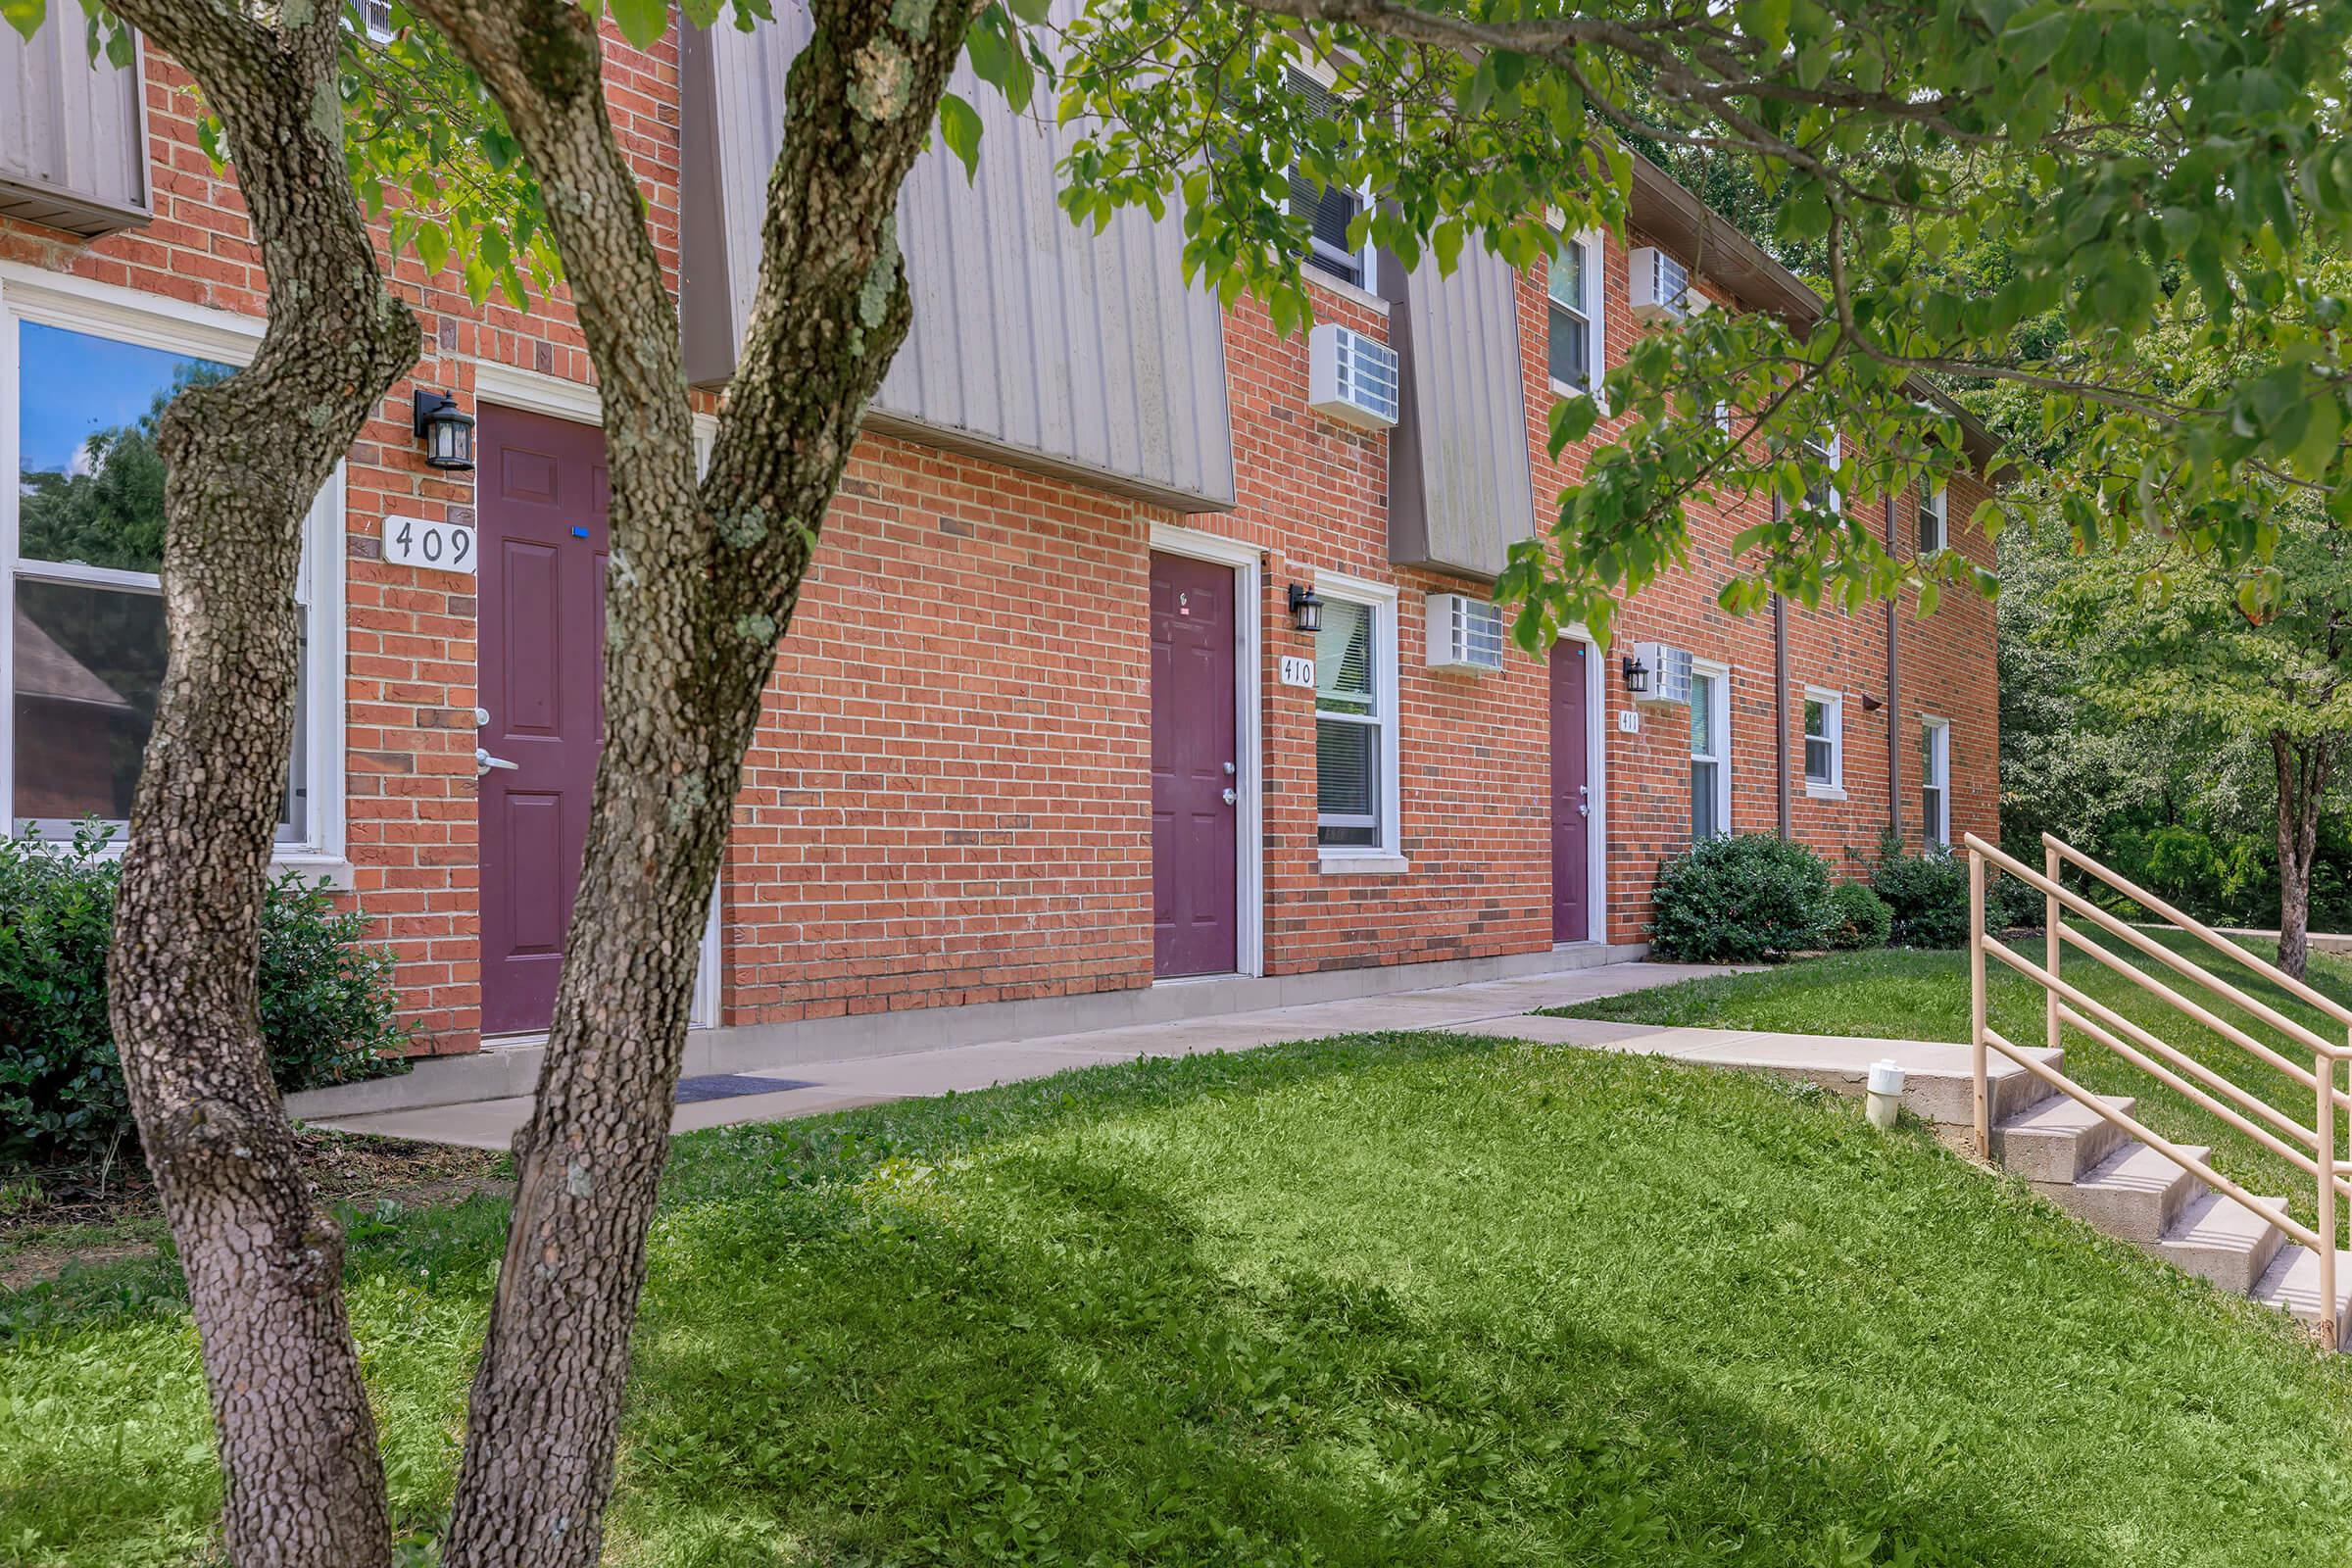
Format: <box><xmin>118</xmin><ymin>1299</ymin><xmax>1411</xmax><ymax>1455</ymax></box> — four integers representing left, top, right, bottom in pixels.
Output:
<box><xmin>1885</xmin><ymin>493</ymin><xmax>1903</xmax><ymax>842</ymax></box>
<box><xmin>1774</xmin><ymin>592</ymin><xmax>1790</xmax><ymax>838</ymax></box>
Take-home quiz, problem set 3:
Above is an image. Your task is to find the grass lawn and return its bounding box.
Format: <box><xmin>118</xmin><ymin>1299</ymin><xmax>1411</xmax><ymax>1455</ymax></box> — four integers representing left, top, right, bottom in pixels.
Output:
<box><xmin>1553</xmin><ymin>927</ymin><xmax>2352</xmax><ymax>1243</ymax></box>
<box><xmin>7</xmin><ymin>1034</ymin><xmax>2352</xmax><ymax>1566</ymax></box>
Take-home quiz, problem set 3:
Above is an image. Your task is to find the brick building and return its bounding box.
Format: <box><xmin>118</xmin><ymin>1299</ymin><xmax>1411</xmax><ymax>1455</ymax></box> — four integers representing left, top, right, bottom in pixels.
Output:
<box><xmin>0</xmin><ymin>18</ymin><xmax>1997</xmax><ymax>1070</ymax></box>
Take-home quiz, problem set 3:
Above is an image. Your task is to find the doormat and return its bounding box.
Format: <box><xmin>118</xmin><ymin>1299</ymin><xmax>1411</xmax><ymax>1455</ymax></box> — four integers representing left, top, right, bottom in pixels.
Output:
<box><xmin>673</xmin><ymin>1073</ymin><xmax>817</xmax><ymax>1104</ymax></box>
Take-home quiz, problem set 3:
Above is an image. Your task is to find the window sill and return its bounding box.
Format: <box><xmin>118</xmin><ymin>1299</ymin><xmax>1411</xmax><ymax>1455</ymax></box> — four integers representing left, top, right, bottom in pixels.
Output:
<box><xmin>1319</xmin><ymin>852</ymin><xmax>1410</xmax><ymax>876</ymax></box>
<box><xmin>1306</xmin><ymin>272</ymin><xmax>1391</xmax><ymax>318</ymax></box>
<box><xmin>271</xmin><ymin>855</ymin><xmax>357</xmax><ymax>890</ymax></box>
<box><xmin>1549</xmin><ymin>378</ymin><xmax>1609</xmax><ymax>416</ymax></box>
<box><xmin>1804</xmin><ymin>782</ymin><xmax>1847</xmax><ymax>802</ymax></box>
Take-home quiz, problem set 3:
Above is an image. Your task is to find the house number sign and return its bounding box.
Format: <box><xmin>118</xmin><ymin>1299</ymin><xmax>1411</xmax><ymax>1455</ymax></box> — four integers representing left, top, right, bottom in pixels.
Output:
<box><xmin>1278</xmin><ymin>655</ymin><xmax>1316</xmax><ymax>688</ymax></box>
<box><xmin>382</xmin><ymin>514</ymin><xmax>477</xmax><ymax>576</ymax></box>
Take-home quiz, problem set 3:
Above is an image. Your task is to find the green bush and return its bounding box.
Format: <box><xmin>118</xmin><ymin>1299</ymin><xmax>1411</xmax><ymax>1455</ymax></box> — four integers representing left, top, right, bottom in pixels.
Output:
<box><xmin>1871</xmin><ymin>839</ymin><xmax>1972</xmax><ymax>949</ymax></box>
<box><xmin>1649</xmin><ymin>834</ymin><xmax>1832</xmax><ymax>962</ymax></box>
<box><xmin>0</xmin><ymin>823</ymin><xmax>408</xmax><ymax>1171</ymax></box>
<box><xmin>1989</xmin><ymin>870</ymin><xmax>2047</xmax><ymax>933</ymax></box>
<box><xmin>1822</xmin><ymin>881</ymin><xmax>1893</xmax><ymax>950</ymax></box>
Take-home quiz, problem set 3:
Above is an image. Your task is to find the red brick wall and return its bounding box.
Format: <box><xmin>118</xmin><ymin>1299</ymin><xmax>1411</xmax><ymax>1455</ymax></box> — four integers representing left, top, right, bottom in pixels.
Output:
<box><xmin>2</xmin><ymin>33</ymin><xmax>1999</xmax><ymax>1054</ymax></box>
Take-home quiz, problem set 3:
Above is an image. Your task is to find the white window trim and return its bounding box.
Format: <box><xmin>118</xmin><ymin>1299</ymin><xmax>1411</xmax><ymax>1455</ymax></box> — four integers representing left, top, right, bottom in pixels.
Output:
<box><xmin>1149</xmin><ymin>520</ymin><xmax>1266</xmax><ymax>975</ymax></box>
<box><xmin>1690</xmin><ymin>658</ymin><xmax>1731</xmax><ymax>839</ymax></box>
<box><xmin>1921</xmin><ymin>714</ymin><xmax>1951</xmax><ymax>847</ymax></box>
<box><xmin>0</xmin><ymin>264</ymin><xmax>348</xmax><ymax>880</ymax></box>
<box><xmin>1313</xmin><ymin>566</ymin><xmax>1403</xmax><ymax>869</ymax></box>
<box><xmin>1544</xmin><ymin>218</ymin><xmax>1607</xmax><ymax>408</ymax></box>
<box><xmin>1918</xmin><ymin>484</ymin><xmax>1948</xmax><ymax>557</ymax></box>
<box><xmin>1802</xmin><ymin>684</ymin><xmax>1844</xmax><ymax>800</ymax></box>
<box><xmin>1282</xmin><ymin>54</ymin><xmax>1379</xmax><ymax>300</ymax></box>
<box><xmin>1801</xmin><ymin>431</ymin><xmax>1842</xmax><ymax>515</ymax></box>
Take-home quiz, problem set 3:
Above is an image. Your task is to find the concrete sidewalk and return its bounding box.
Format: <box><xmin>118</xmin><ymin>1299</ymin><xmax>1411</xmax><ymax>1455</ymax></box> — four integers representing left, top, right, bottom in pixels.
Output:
<box><xmin>307</xmin><ymin>960</ymin><xmax>1738</xmax><ymax>1149</ymax></box>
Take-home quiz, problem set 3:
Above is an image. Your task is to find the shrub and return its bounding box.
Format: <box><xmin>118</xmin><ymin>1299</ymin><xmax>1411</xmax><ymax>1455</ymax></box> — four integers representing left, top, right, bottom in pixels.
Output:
<box><xmin>1989</xmin><ymin>869</ymin><xmax>2048</xmax><ymax>933</ymax></box>
<box><xmin>1871</xmin><ymin>839</ymin><xmax>1972</xmax><ymax>949</ymax></box>
<box><xmin>0</xmin><ymin>823</ymin><xmax>408</xmax><ymax>1171</ymax></box>
<box><xmin>1649</xmin><ymin>834</ymin><xmax>1832</xmax><ymax>962</ymax></box>
<box><xmin>1822</xmin><ymin>881</ymin><xmax>1893</xmax><ymax>950</ymax></box>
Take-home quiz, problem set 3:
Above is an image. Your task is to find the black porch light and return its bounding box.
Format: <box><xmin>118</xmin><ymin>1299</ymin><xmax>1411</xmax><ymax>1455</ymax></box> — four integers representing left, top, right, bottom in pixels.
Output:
<box><xmin>1287</xmin><ymin>582</ymin><xmax>1324</xmax><ymax>634</ymax></box>
<box><xmin>414</xmin><ymin>389</ymin><xmax>476</xmax><ymax>471</ymax></box>
<box><xmin>1620</xmin><ymin>652</ymin><xmax>1650</xmax><ymax>695</ymax></box>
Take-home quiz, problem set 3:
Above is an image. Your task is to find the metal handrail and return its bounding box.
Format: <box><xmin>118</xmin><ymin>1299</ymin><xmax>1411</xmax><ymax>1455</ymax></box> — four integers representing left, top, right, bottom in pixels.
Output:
<box><xmin>1966</xmin><ymin>833</ymin><xmax>2344</xmax><ymax>1349</ymax></box>
<box><xmin>2043</xmin><ymin>833</ymin><xmax>2352</xmax><ymax>1032</ymax></box>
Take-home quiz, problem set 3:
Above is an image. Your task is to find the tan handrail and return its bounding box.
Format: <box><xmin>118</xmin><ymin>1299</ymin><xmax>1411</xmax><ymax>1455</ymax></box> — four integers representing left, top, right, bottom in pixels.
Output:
<box><xmin>1983</xmin><ymin>1023</ymin><xmax>2322</xmax><ymax>1252</ymax></box>
<box><xmin>1983</xmin><ymin>940</ymin><xmax>2328</xmax><ymax>1173</ymax></box>
<box><xmin>2043</xmin><ymin>833</ymin><xmax>2352</xmax><ymax>1032</ymax></box>
<box><xmin>1968</xmin><ymin>836</ymin><xmax>2344</xmax><ymax>1063</ymax></box>
<box><xmin>1968</xmin><ymin>833</ymin><xmax>2344</xmax><ymax>1349</ymax></box>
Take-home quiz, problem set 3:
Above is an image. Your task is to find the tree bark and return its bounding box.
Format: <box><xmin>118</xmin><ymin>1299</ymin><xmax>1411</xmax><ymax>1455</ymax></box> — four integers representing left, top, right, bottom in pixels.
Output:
<box><xmin>95</xmin><ymin>7</ymin><xmax>419</xmax><ymax>1566</ymax></box>
<box><xmin>2273</xmin><ymin>732</ymin><xmax>2332</xmax><ymax>980</ymax></box>
<box><xmin>403</xmin><ymin>2</ymin><xmax>970</xmax><ymax>1562</ymax></box>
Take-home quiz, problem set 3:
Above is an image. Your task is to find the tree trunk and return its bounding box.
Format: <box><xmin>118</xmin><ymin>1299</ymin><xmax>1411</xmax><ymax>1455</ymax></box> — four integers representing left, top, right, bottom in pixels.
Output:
<box><xmin>2272</xmin><ymin>732</ymin><xmax>2331</xmax><ymax>980</ymax></box>
<box><xmin>405</xmin><ymin>1</ymin><xmax>969</xmax><ymax>1562</ymax></box>
<box><xmin>95</xmin><ymin>9</ymin><xmax>418</xmax><ymax>1565</ymax></box>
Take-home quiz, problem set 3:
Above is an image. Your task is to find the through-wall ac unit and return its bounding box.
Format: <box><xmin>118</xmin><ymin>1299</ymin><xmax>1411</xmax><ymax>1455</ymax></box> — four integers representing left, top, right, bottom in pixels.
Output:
<box><xmin>1425</xmin><ymin>593</ymin><xmax>1505</xmax><ymax>673</ymax></box>
<box><xmin>1628</xmin><ymin>246</ymin><xmax>1694</xmax><ymax>320</ymax></box>
<box><xmin>1629</xmin><ymin>641</ymin><xmax>1694</xmax><ymax>706</ymax></box>
<box><xmin>1307</xmin><ymin>321</ymin><xmax>1401</xmax><ymax>429</ymax></box>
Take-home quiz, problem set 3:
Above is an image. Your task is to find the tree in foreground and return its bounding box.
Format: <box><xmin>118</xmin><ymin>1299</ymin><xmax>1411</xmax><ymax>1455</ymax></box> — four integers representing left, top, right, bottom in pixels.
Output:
<box><xmin>11</xmin><ymin>0</ymin><xmax>2352</xmax><ymax>1560</ymax></box>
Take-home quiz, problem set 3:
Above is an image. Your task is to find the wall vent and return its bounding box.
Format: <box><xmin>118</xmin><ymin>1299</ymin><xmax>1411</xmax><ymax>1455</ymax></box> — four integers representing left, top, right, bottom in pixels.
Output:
<box><xmin>1308</xmin><ymin>322</ymin><xmax>1400</xmax><ymax>429</ymax></box>
<box><xmin>1628</xmin><ymin>246</ymin><xmax>1695</xmax><ymax>321</ymax></box>
<box><xmin>1425</xmin><ymin>592</ymin><xmax>1505</xmax><ymax>673</ymax></box>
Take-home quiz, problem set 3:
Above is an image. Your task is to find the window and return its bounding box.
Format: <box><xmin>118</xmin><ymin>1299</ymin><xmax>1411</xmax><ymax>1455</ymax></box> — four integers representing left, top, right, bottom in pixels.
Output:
<box><xmin>359</xmin><ymin>0</ymin><xmax>395</xmax><ymax>40</ymax></box>
<box><xmin>1918</xmin><ymin>484</ymin><xmax>1947</xmax><ymax>556</ymax></box>
<box><xmin>1920</xmin><ymin>718</ymin><xmax>1951</xmax><ymax>846</ymax></box>
<box><xmin>3</xmin><ymin>275</ymin><xmax>343</xmax><ymax>863</ymax></box>
<box><xmin>1689</xmin><ymin>664</ymin><xmax>1730</xmax><ymax>840</ymax></box>
<box><xmin>1547</xmin><ymin>229</ymin><xmax>1602</xmax><ymax>395</ymax></box>
<box><xmin>1802</xmin><ymin>432</ymin><xmax>1840</xmax><ymax>514</ymax></box>
<box><xmin>1284</xmin><ymin>66</ymin><xmax>1373</xmax><ymax>292</ymax></box>
<box><xmin>1313</xmin><ymin>575</ymin><xmax>1398</xmax><ymax>857</ymax></box>
<box><xmin>1802</xmin><ymin>687</ymin><xmax>1842</xmax><ymax>796</ymax></box>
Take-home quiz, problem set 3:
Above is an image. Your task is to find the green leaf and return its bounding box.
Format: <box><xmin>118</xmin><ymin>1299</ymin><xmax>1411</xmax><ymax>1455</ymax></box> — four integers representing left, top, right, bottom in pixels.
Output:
<box><xmin>609</xmin><ymin>0</ymin><xmax>668</xmax><ymax>50</ymax></box>
<box><xmin>937</xmin><ymin>91</ymin><xmax>983</xmax><ymax>180</ymax></box>
<box><xmin>1</xmin><ymin>0</ymin><xmax>42</xmax><ymax>42</ymax></box>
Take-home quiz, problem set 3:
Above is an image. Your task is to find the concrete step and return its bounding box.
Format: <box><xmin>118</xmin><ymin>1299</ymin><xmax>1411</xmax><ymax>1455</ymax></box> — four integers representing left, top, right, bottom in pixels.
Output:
<box><xmin>2035</xmin><ymin>1140</ymin><xmax>2209</xmax><ymax>1246</ymax></box>
<box><xmin>2252</xmin><ymin>1245</ymin><xmax>2352</xmax><ymax>1348</ymax></box>
<box><xmin>1990</xmin><ymin>1092</ymin><xmax>2136</xmax><ymax>1184</ymax></box>
<box><xmin>2154</xmin><ymin>1191</ymin><xmax>2289</xmax><ymax>1295</ymax></box>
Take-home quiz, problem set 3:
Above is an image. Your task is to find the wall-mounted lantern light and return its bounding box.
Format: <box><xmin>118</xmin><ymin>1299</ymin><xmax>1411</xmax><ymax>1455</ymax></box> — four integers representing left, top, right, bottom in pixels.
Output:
<box><xmin>414</xmin><ymin>389</ymin><xmax>476</xmax><ymax>472</ymax></box>
<box><xmin>1620</xmin><ymin>652</ymin><xmax>1651</xmax><ymax>696</ymax></box>
<box><xmin>1287</xmin><ymin>582</ymin><xmax>1324</xmax><ymax>635</ymax></box>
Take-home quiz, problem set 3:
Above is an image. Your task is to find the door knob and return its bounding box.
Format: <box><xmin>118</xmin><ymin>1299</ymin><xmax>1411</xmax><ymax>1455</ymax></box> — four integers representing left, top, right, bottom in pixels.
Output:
<box><xmin>475</xmin><ymin>747</ymin><xmax>519</xmax><ymax>777</ymax></box>
<box><xmin>1222</xmin><ymin>787</ymin><xmax>1239</xmax><ymax>807</ymax></box>
<box><xmin>1577</xmin><ymin>803</ymin><xmax>1590</xmax><ymax>817</ymax></box>
<box><xmin>1223</xmin><ymin>760</ymin><xmax>1237</xmax><ymax>775</ymax></box>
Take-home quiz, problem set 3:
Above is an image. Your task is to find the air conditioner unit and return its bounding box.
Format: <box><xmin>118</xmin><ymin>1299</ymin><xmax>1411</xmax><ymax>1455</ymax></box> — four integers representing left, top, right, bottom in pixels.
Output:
<box><xmin>1628</xmin><ymin>641</ymin><xmax>1693</xmax><ymax>706</ymax></box>
<box><xmin>1628</xmin><ymin>246</ymin><xmax>1693</xmax><ymax>321</ymax></box>
<box><xmin>1425</xmin><ymin>593</ymin><xmax>1505</xmax><ymax>673</ymax></box>
<box><xmin>1307</xmin><ymin>321</ymin><xmax>1400</xmax><ymax>430</ymax></box>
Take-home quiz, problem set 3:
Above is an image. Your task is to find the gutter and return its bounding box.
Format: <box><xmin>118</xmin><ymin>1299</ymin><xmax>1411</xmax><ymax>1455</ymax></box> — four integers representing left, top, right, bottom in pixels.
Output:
<box><xmin>1885</xmin><ymin>493</ymin><xmax>1903</xmax><ymax>840</ymax></box>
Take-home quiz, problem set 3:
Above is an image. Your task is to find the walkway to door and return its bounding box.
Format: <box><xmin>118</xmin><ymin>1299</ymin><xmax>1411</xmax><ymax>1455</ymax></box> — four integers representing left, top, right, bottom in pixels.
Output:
<box><xmin>307</xmin><ymin>960</ymin><xmax>1739</xmax><ymax>1149</ymax></box>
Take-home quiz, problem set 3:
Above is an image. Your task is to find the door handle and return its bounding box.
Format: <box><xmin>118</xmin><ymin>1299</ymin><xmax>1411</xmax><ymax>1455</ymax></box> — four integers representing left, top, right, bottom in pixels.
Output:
<box><xmin>1577</xmin><ymin>803</ymin><xmax>1590</xmax><ymax>817</ymax></box>
<box><xmin>475</xmin><ymin>747</ymin><xmax>519</xmax><ymax>777</ymax></box>
<box><xmin>1222</xmin><ymin>787</ymin><xmax>1239</xmax><ymax>807</ymax></box>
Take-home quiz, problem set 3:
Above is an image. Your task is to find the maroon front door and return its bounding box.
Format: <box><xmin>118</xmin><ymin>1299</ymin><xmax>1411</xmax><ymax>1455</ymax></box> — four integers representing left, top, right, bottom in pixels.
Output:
<box><xmin>1551</xmin><ymin>642</ymin><xmax>1592</xmax><ymax>943</ymax></box>
<box><xmin>1150</xmin><ymin>552</ymin><xmax>1240</xmax><ymax>976</ymax></box>
<box><xmin>476</xmin><ymin>406</ymin><xmax>610</xmax><ymax>1036</ymax></box>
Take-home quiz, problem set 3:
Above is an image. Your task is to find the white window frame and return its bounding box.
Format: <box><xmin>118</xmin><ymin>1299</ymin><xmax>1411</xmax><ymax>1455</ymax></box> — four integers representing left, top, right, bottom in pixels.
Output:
<box><xmin>1689</xmin><ymin>658</ymin><xmax>1731</xmax><ymax>840</ymax></box>
<box><xmin>1801</xmin><ymin>684</ymin><xmax>1844</xmax><ymax>800</ymax></box>
<box><xmin>1918</xmin><ymin>484</ymin><xmax>1948</xmax><ymax>556</ymax></box>
<box><xmin>0</xmin><ymin>263</ymin><xmax>347</xmax><ymax>879</ymax></box>
<box><xmin>1313</xmin><ymin>567</ymin><xmax>1402</xmax><ymax>870</ymax></box>
<box><xmin>1545</xmin><ymin>217</ymin><xmax>1606</xmax><ymax>404</ymax></box>
<box><xmin>1802</xmin><ymin>431</ymin><xmax>1842</xmax><ymax>515</ymax></box>
<box><xmin>1281</xmin><ymin>56</ymin><xmax>1379</xmax><ymax>301</ymax></box>
<box><xmin>1920</xmin><ymin>715</ymin><xmax>1951</xmax><ymax>847</ymax></box>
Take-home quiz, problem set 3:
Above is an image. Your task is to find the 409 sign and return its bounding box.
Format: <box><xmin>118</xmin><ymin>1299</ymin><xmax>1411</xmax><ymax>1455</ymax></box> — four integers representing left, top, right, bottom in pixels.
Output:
<box><xmin>382</xmin><ymin>514</ymin><xmax>477</xmax><ymax>576</ymax></box>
